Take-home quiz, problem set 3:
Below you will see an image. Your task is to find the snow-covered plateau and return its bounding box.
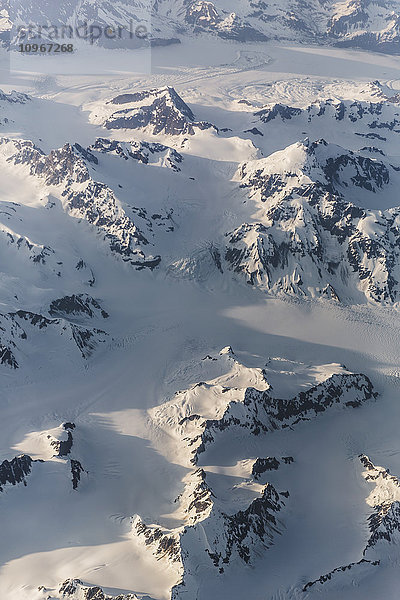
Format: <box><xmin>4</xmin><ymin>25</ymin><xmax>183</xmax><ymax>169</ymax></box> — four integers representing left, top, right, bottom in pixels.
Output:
<box><xmin>0</xmin><ymin>17</ymin><xmax>399</xmax><ymax>600</ymax></box>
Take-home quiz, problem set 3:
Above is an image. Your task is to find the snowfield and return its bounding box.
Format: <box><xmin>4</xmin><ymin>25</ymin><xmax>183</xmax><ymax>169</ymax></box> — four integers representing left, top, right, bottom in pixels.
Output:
<box><xmin>0</xmin><ymin>30</ymin><xmax>399</xmax><ymax>600</ymax></box>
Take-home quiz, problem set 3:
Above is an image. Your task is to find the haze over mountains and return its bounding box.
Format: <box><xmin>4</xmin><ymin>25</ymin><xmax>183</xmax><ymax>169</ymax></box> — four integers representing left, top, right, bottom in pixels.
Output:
<box><xmin>0</xmin><ymin>0</ymin><xmax>400</xmax><ymax>51</ymax></box>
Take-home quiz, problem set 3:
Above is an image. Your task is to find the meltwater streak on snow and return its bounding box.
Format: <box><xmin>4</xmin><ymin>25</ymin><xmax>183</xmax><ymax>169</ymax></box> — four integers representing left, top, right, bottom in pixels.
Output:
<box><xmin>0</xmin><ymin>35</ymin><xmax>400</xmax><ymax>600</ymax></box>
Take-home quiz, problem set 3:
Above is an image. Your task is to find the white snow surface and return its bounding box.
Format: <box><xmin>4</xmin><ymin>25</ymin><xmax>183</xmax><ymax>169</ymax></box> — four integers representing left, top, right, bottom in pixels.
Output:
<box><xmin>0</xmin><ymin>35</ymin><xmax>399</xmax><ymax>600</ymax></box>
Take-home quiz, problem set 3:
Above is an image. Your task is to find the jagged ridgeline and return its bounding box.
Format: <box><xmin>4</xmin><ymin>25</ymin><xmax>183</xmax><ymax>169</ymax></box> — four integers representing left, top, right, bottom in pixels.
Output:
<box><xmin>114</xmin><ymin>347</ymin><xmax>377</xmax><ymax>599</ymax></box>
<box><xmin>0</xmin><ymin>422</ymin><xmax>85</xmax><ymax>494</ymax></box>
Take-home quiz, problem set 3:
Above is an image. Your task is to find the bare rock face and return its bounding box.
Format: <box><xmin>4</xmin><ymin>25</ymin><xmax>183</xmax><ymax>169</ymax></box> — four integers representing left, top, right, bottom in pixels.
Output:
<box><xmin>0</xmin><ymin>454</ymin><xmax>37</xmax><ymax>491</ymax></box>
<box><xmin>70</xmin><ymin>459</ymin><xmax>85</xmax><ymax>490</ymax></box>
<box><xmin>328</xmin><ymin>0</ymin><xmax>400</xmax><ymax>52</ymax></box>
<box><xmin>185</xmin><ymin>2</ymin><xmax>268</xmax><ymax>41</ymax></box>
<box><xmin>129</xmin><ymin>350</ymin><xmax>378</xmax><ymax>599</ymax></box>
<box><xmin>49</xmin><ymin>294</ymin><xmax>109</xmax><ymax>320</ymax></box>
<box><xmin>44</xmin><ymin>423</ymin><xmax>87</xmax><ymax>491</ymax></box>
<box><xmin>193</xmin><ymin>371</ymin><xmax>376</xmax><ymax>464</ymax></box>
<box><xmin>0</xmin><ymin>90</ymin><xmax>30</xmax><ymax>104</ymax></box>
<box><xmin>360</xmin><ymin>454</ymin><xmax>400</xmax><ymax>550</ymax></box>
<box><xmin>104</xmin><ymin>87</ymin><xmax>215</xmax><ymax>135</ymax></box>
<box><xmin>49</xmin><ymin>422</ymin><xmax>75</xmax><ymax>457</ymax></box>
<box><xmin>203</xmin><ymin>482</ymin><xmax>285</xmax><ymax>570</ymax></box>
<box><xmin>0</xmin><ymin>309</ymin><xmax>108</xmax><ymax>369</ymax></box>
<box><xmin>133</xmin><ymin>467</ymin><xmax>285</xmax><ymax>596</ymax></box>
<box><xmin>5</xmin><ymin>0</ymin><xmax>400</xmax><ymax>52</ymax></box>
<box><xmin>150</xmin><ymin>348</ymin><xmax>376</xmax><ymax>468</ymax></box>
<box><xmin>224</xmin><ymin>133</ymin><xmax>400</xmax><ymax>305</ymax></box>
<box><xmin>252</xmin><ymin>457</ymin><xmax>280</xmax><ymax>479</ymax></box>
<box><xmin>133</xmin><ymin>518</ymin><xmax>183</xmax><ymax>563</ymax></box>
<box><xmin>167</xmin><ymin>0</ymin><xmax>400</xmax><ymax>52</ymax></box>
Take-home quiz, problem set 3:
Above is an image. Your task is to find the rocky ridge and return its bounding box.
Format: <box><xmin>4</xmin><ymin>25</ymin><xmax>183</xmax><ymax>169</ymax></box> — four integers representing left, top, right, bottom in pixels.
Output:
<box><xmin>48</xmin><ymin>578</ymin><xmax>141</xmax><ymax>599</ymax></box>
<box><xmin>0</xmin><ymin>454</ymin><xmax>39</xmax><ymax>491</ymax></box>
<box><xmin>151</xmin><ymin>347</ymin><xmax>376</xmax><ymax>465</ymax></box>
<box><xmin>126</xmin><ymin>348</ymin><xmax>378</xmax><ymax>599</ymax></box>
<box><xmin>91</xmin><ymin>138</ymin><xmax>183</xmax><ymax>171</ymax></box>
<box><xmin>1</xmin><ymin>138</ymin><xmax>162</xmax><ymax>270</ymax></box>
<box><xmin>223</xmin><ymin>136</ymin><xmax>400</xmax><ymax>304</ymax></box>
<box><xmin>155</xmin><ymin>0</ymin><xmax>400</xmax><ymax>52</ymax></box>
<box><xmin>4</xmin><ymin>0</ymin><xmax>400</xmax><ymax>52</ymax></box>
<box><xmin>0</xmin><ymin>309</ymin><xmax>107</xmax><ymax>368</ymax></box>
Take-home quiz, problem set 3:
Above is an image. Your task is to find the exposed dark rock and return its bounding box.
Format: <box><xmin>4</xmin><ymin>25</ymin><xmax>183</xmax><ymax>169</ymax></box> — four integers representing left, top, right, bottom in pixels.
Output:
<box><xmin>244</xmin><ymin>127</ymin><xmax>264</xmax><ymax>136</ymax></box>
<box><xmin>1</xmin><ymin>139</ymin><xmax>160</xmax><ymax>270</ymax></box>
<box><xmin>225</xmin><ymin>135</ymin><xmax>400</xmax><ymax>305</ymax></box>
<box><xmin>91</xmin><ymin>138</ymin><xmax>183</xmax><ymax>172</ymax></box>
<box><xmin>134</xmin><ymin>519</ymin><xmax>181</xmax><ymax>563</ymax></box>
<box><xmin>70</xmin><ymin>459</ymin><xmax>84</xmax><ymax>490</ymax></box>
<box><xmin>58</xmin><ymin>578</ymin><xmax>139</xmax><ymax>599</ymax></box>
<box><xmin>252</xmin><ymin>457</ymin><xmax>280</xmax><ymax>479</ymax></box>
<box><xmin>205</xmin><ymin>484</ymin><xmax>284</xmax><ymax>570</ymax></box>
<box><xmin>184</xmin><ymin>469</ymin><xmax>215</xmax><ymax>522</ymax></box>
<box><xmin>70</xmin><ymin>325</ymin><xmax>107</xmax><ymax>359</ymax></box>
<box><xmin>0</xmin><ymin>309</ymin><xmax>107</xmax><ymax>368</ymax></box>
<box><xmin>50</xmin><ymin>425</ymin><xmax>74</xmax><ymax>457</ymax></box>
<box><xmin>360</xmin><ymin>454</ymin><xmax>400</xmax><ymax>551</ymax></box>
<box><xmin>303</xmin><ymin>558</ymin><xmax>380</xmax><ymax>591</ymax></box>
<box><xmin>0</xmin><ymin>90</ymin><xmax>30</xmax><ymax>104</ymax></box>
<box><xmin>63</xmin><ymin>422</ymin><xmax>76</xmax><ymax>431</ymax></box>
<box><xmin>0</xmin><ymin>454</ymin><xmax>41</xmax><ymax>491</ymax></box>
<box><xmin>0</xmin><ymin>345</ymin><xmax>18</xmax><ymax>369</ymax></box>
<box><xmin>105</xmin><ymin>87</ymin><xmax>215</xmax><ymax>136</ymax></box>
<box><xmin>194</xmin><ymin>372</ymin><xmax>376</xmax><ymax>463</ymax></box>
<box><xmin>49</xmin><ymin>294</ymin><xmax>109</xmax><ymax>320</ymax></box>
<box><xmin>255</xmin><ymin>103</ymin><xmax>302</xmax><ymax>123</ymax></box>
<box><xmin>185</xmin><ymin>2</ymin><xmax>267</xmax><ymax>41</ymax></box>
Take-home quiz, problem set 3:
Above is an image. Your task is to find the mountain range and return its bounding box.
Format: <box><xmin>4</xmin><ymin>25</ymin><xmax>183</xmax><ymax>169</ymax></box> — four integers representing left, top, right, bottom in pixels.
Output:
<box><xmin>1</xmin><ymin>0</ymin><xmax>400</xmax><ymax>52</ymax></box>
<box><xmin>0</xmin><ymin>6</ymin><xmax>400</xmax><ymax>600</ymax></box>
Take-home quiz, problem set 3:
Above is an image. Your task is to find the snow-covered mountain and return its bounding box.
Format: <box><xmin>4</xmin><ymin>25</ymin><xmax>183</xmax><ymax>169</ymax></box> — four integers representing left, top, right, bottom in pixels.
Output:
<box><xmin>1</xmin><ymin>18</ymin><xmax>400</xmax><ymax>600</ymax></box>
<box><xmin>6</xmin><ymin>346</ymin><xmax>381</xmax><ymax>600</ymax></box>
<box><xmin>3</xmin><ymin>0</ymin><xmax>400</xmax><ymax>52</ymax></box>
<box><xmin>152</xmin><ymin>0</ymin><xmax>400</xmax><ymax>51</ymax></box>
<box><xmin>100</xmin><ymin>86</ymin><xmax>215</xmax><ymax>135</ymax></box>
<box><xmin>223</xmin><ymin>138</ymin><xmax>400</xmax><ymax>304</ymax></box>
